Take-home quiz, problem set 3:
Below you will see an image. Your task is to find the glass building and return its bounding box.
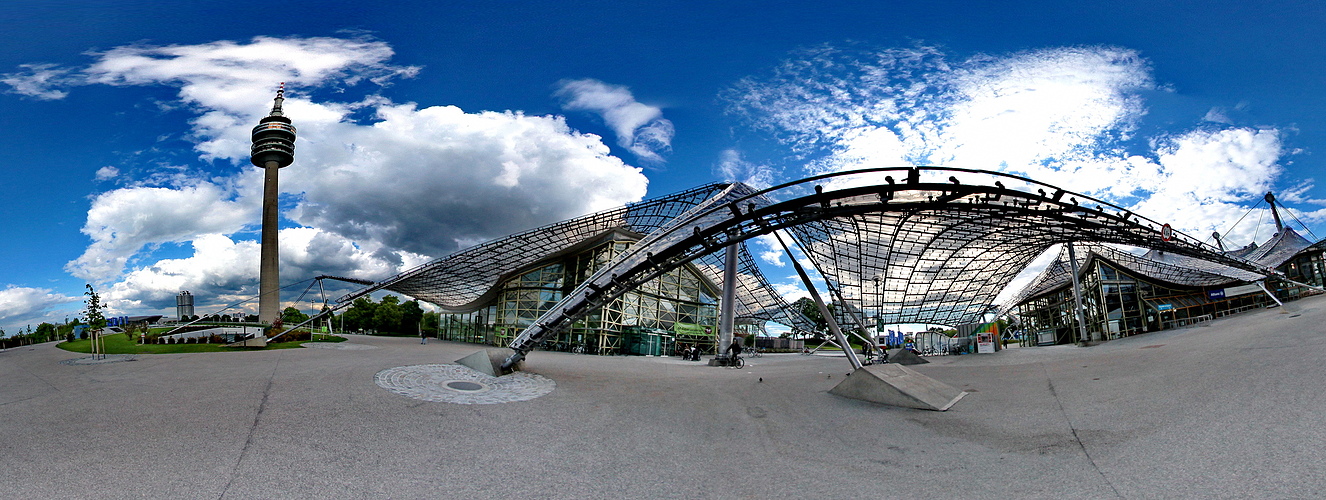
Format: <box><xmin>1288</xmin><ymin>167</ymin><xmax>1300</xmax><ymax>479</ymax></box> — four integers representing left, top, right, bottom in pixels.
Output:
<box><xmin>354</xmin><ymin>183</ymin><xmax>812</xmax><ymax>356</ymax></box>
<box><xmin>1011</xmin><ymin>233</ymin><xmax>1324</xmax><ymax>345</ymax></box>
<box><xmin>439</xmin><ymin>232</ymin><xmax>722</xmax><ymax>355</ymax></box>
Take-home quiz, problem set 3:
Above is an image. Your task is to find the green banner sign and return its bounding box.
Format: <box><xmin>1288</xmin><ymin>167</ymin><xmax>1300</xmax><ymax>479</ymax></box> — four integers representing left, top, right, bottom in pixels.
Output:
<box><xmin>672</xmin><ymin>322</ymin><xmax>712</xmax><ymax>337</ymax></box>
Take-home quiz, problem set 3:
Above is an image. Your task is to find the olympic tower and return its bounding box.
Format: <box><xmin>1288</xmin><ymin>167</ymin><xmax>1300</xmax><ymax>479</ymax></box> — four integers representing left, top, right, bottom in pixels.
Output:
<box><xmin>251</xmin><ymin>84</ymin><xmax>296</xmax><ymax>326</ymax></box>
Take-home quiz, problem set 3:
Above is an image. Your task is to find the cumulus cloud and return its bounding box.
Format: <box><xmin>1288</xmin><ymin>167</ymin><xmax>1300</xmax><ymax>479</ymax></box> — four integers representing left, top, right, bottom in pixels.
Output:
<box><xmin>101</xmin><ymin>229</ymin><xmax>421</xmax><ymax>314</ymax></box>
<box><xmin>66</xmin><ymin>179</ymin><xmax>256</xmax><ymax>281</ymax></box>
<box><xmin>555</xmin><ymin>78</ymin><xmax>673</xmax><ymax>164</ymax></box>
<box><xmin>288</xmin><ymin>103</ymin><xmax>647</xmax><ymax>258</ymax></box>
<box><xmin>727</xmin><ymin>44</ymin><xmax>1305</xmax><ymax>248</ymax></box>
<box><xmin>13</xmin><ymin>35</ymin><xmax>650</xmax><ymax>313</ymax></box>
<box><xmin>0</xmin><ymin>286</ymin><xmax>79</xmax><ymax>329</ymax></box>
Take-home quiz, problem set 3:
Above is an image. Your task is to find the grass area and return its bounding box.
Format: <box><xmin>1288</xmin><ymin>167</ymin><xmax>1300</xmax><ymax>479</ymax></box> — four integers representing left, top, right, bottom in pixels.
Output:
<box><xmin>307</xmin><ymin>334</ymin><xmax>346</xmax><ymax>343</ymax></box>
<box><xmin>57</xmin><ymin>333</ymin><xmax>345</xmax><ymax>355</ymax></box>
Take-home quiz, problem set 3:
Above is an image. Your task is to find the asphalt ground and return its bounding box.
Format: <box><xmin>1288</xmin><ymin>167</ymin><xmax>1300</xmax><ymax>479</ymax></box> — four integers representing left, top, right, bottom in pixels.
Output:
<box><xmin>2</xmin><ymin>294</ymin><xmax>1323</xmax><ymax>499</ymax></box>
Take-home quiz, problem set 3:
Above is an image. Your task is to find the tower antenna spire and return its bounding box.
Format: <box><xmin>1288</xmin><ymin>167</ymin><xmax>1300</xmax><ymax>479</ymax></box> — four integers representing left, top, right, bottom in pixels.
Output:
<box><xmin>268</xmin><ymin>82</ymin><xmax>286</xmax><ymax>117</ymax></box>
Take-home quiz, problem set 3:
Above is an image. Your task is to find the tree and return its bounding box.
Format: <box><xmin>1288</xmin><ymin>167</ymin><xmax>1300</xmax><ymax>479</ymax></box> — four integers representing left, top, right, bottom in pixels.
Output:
<box><xmin>401</xmin><ymin>300</ymin><xmax>424</xmax><ymax>334</ymax></box>
<box><xmin>792</xmin><ymin>297</ymin><xmax>833</xmax><ymax>341</ymax></box>
<box><xmin>373</xmin><ymin>296</ymin><xmax>403</xmax><ymax>334</ymax></box>
<box><xmin>84</xmin><ymin>284</ymin><xmax>107</xmax><ymax>333</ymax></box>
<box><xmin>281</xmin><ymin>306</ymin><xmax>309</xmax><ymax>325</ymax></box>
<box><xmin>342</xmin><ymin>297</ymin><xmax>377</xmax><ymax>332</ymax></box>
<box><xmin>422</xmin><ymin>311</ymin><xmax>440</xmax><ymax>335</ymax></box>
<box><xmin>34</xmin><ymin>323</ymin><xmax>56</xmax><ymax>343</ymax></box>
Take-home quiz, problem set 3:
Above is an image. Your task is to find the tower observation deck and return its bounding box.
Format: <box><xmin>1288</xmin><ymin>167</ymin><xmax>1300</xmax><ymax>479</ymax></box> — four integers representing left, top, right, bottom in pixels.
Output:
<box><xmin>252</xmin><ymin>84</ymin><xmax>296</xmax><ymax>326</ymax></box>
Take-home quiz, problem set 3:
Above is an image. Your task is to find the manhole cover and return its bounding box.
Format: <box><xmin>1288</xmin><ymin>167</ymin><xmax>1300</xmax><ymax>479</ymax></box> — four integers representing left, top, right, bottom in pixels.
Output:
<box><xmin>375</xmin><ymin>364</ymin><xmax>555</xmax><ymax>404</ymax></box>
<box><xmin>446</xmin><ymin>381</ymin><xmax>485</xmax><ymax>391</ymax></box>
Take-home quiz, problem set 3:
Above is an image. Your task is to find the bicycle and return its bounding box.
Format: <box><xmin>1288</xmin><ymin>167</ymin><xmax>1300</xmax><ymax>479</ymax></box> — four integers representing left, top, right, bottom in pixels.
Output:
<box><xmin>745</xmin><ymin>346</ymin><xmax>763</xmax><ymax>358</ymax></box>
<box><xmin>721</xmin><ymin>354</ymin><xmax>744</xmax><ymax>369</ymax></box>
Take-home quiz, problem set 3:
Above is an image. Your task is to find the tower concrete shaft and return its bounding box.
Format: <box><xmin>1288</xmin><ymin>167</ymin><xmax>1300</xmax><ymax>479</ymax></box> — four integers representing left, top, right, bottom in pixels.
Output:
<box><xmin>251</xmin><ymin>84</ymin><xmax>296</xmax><ymax>326</ymax></box>
<box><xmin>259</xmin><ymin>161</ymin><xmax>282</xmax><ymax>325</ymax></box>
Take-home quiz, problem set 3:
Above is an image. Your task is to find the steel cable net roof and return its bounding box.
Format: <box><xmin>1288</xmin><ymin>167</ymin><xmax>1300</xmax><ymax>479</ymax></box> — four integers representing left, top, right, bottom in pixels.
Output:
<box><xmin>504</xmin><ymin>167</ymin><xmax>1281</xmax><ymax>358</ymax></box>
<box><xmin>1005</xmin><ymin>243</ymin><xmax>1264</xmax><ymax>309</ymax></box>
<box><xmin>362</xmin><ymin>183</ymin><xmax>810</xmax><ymax>330</ymax></box>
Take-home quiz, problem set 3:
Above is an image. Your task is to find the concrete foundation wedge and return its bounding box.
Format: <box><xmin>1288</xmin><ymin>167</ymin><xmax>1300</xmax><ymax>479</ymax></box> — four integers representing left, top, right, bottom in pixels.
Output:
<box><xmin>227</xmin><ymin>336</ymin><xmax>267</xmax><ymax>348</ymax></box>
<box><xmin>886</xmin><ymin>348</ymin><xmax>929</xmax><ymax>365</ymax></box>
<box><xmin>457</xmin><ymin>349</ymin><xmax>522</xmax><ymax>376</ymax></box>
<box><xmin>829</xmin><ymin>363</ymin><xmax>966</xmax><ymax>411</ymax></box>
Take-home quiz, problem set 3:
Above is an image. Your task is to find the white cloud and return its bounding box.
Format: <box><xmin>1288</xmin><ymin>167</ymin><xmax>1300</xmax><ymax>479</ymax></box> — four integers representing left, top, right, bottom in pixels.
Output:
<box><xmin>66</xmin><ymin>179</ymin><xmax>256</xmax><ymax>282</ymax></box>
<box><xmin>728</xmin><ymin>44</ymin><xmax>1303</xmax><ymax>246</ymax></box>
<box><xmin>772</xmin><ymin>281</ymin><xmax>809</xmax><ymax>302</ymax></box>
<box><xmin>94</xmin><ymin>166</ymin><xmax>120</xmax><ymax>181</ymax></box>
<box><xmin>556</xmin><ymin>78</ymin><xmax>673</xmax><ymax>164</ymax></box>
<box><xmin>0</xmin><ymin>286</ymin><xmax>79</xmax><ymax>329</ymax></box>
<box><xmin>716</xmin><ymin>149</ymin><xmax>776</xmax><ymax>189</ymax></box>
<box><xmin>102</xmin><ymin>228</ymin><xmax>422</xmax><ymax>315</ymax></box>
<box><xmin>1</xmin><ymin>63</ymin><xmax>73</xmax><ymax>100</ymax></box>
<box><xmin>750</xmin><ymin>233</ymin><xmax>787</xmax><ymax>267</ymax></box>
<box><xmin>1153</xmin><ymin>128</ymin><xmax>1281</xmax><ymax>203</ymax></box>
<box><xmin>17</xmin><ymin>35</ymin><xmax>650</xmax><ymax>313</ymax></box>
<box><xmin>287</xmin><ymin>103</ymin><xmax>648</xmax><ymax>258</ymax></box>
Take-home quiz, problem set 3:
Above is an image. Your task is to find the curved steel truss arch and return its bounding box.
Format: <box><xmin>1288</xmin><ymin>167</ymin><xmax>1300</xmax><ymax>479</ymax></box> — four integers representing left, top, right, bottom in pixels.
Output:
<box><xmin>503</xmin><ymin>166</ymin><xmax>1281</xmax><ymax>367</ymax></box>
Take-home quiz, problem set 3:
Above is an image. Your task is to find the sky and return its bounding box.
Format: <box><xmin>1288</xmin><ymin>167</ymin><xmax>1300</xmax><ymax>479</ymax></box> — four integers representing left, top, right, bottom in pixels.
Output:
<box><xmin>2</xmin><ymin>0</ymin><xmax>1325</xmax><ymax>333</ymax></box>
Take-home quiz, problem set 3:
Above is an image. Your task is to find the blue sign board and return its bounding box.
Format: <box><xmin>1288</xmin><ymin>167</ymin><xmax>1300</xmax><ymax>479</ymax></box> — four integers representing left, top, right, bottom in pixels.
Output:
<box><xmin>1156</xmin><ymin>303</ymin><xmax>1174</xmax><ymax>311</ymax></box>
<box><xmin>1208</xmin><ymin>289</ymin><xmax>1226</xmax><ymax>300</ymax></box>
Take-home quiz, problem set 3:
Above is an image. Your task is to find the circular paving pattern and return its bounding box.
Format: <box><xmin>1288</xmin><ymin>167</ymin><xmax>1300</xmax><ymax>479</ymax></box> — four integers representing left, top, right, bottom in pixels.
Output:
<box><xmin>374</xmin><ymin>364</ymin><xmax>555</xmax><ymax>404</ymax></box>
<box><xmin>301</xmin><ymin>342</ymin><xmax>378</xmax><ymax>350</ymax></box>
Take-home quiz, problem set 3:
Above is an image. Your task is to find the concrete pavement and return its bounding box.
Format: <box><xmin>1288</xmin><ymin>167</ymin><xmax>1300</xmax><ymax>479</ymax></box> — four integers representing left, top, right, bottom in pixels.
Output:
<box><xmin>2</xmin><ymin>294</ymin><xmax>1323</xmax><ymax>499</ymax></box>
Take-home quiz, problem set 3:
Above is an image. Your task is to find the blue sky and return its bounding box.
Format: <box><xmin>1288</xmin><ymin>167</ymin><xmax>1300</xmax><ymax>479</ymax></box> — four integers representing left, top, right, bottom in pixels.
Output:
<box><xmin>2</xmin><ymin>0</ymin><xmax>1325</xmax><ymax>332</ymax></box>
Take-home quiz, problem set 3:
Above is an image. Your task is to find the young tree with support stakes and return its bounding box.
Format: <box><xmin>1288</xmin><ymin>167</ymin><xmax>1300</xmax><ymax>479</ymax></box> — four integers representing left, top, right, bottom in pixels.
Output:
<box><xmin>84</xmin><ymin>284</ymin><xmax>108</xmax><ymax>359</ymax></box>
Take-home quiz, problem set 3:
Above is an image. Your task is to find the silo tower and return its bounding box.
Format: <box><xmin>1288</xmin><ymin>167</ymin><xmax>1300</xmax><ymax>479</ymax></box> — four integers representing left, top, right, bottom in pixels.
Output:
<box><xmin>176</xmin><ymin>290</ymin><xmax>195</xmax><ymax>320</ymax></box>
<box><xmin>251</xmin><ymin>83</ymin><xmax>297</xmax><ymax>326</ymax></box>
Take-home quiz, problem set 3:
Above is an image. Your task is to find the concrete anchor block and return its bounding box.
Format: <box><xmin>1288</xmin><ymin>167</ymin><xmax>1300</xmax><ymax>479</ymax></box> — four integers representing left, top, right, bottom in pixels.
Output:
<box><xmin>829</xmin><ymin>363</ymin><xmax>966</xmax><ymax>411</ymax></box>
<box><xmin>227</xmin><ymin>336</ymin><xmax>268</xmax><ymax>348</ymax></box>
<box><xmin>457</xmin><ymin>349</ymin><xmax>521</xmax><ymax>376</ymax></box>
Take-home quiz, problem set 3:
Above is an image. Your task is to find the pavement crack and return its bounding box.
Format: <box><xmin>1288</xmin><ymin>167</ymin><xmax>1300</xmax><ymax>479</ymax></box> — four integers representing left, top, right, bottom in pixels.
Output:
<box><xmin>1042</xmin><ymin>363</ymin><xmax>1123</xmax><ymax>499</ymax></box>
<box><xmin>218</xmin><ymin>354</ymin><xmax>281</xmax><ymax>500</ymax></box>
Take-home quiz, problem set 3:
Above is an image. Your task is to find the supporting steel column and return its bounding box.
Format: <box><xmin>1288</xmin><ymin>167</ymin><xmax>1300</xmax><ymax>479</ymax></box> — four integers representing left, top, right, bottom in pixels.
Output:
<box><xmin>1066</xmin><ymin>243</ymin><xmax>1091</xmax><ymax>345</ymax></box>
<box><xmin>1256</xmin><ymin>280</ymin><xmax>1287</xmax><ymax>310</ymax></box>
<box><xmin>774</xmin><ymin>231</ymin><xmax>862</xmax><ymax>370</ymax></box>
<box><xmin>717</xmin><ymin>242</ymin><xmax>738</xmax><ymax>358</ymax></box>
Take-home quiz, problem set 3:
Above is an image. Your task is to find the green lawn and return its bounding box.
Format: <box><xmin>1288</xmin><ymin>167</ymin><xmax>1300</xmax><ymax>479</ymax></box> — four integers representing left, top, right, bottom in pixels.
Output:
<box><xmin>58</xmin><ymin>333</ymin><xmax>346</xmax><ymax>355</ymax></box>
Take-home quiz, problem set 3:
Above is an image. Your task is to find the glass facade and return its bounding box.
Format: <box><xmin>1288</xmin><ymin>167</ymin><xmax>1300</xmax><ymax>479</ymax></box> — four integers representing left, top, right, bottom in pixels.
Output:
<box><xmin>440</xmin><ymin>236</ymin><xmax>720</xmax><ymax>354</ymax></box>
<box><xmin>1016</xmin><ymin>260</ymin><xmax>1274</xmax><ymax>345</ymax></box>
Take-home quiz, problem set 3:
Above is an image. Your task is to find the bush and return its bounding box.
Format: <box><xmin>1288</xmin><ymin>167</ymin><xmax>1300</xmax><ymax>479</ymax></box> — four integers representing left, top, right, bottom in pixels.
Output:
<box><xmin>272</xmin><ymin>330</ymin><xmax>311</xmax><ymax>343</ymax></box>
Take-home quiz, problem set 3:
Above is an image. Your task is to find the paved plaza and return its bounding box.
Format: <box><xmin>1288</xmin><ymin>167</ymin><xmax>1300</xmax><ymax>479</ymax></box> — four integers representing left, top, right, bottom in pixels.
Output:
<box><xmin>2</xmin><ymin>294</ymin><xmax>1324</xmax><ymax>499</ymax></box>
